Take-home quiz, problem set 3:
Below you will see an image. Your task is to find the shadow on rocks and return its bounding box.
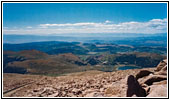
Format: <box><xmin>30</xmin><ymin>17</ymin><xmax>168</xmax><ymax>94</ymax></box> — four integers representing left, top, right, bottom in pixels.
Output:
<box><xmin>126</xmin><ymin>75</ymin><xmax>146</xmax><ymax>97</ymax></box>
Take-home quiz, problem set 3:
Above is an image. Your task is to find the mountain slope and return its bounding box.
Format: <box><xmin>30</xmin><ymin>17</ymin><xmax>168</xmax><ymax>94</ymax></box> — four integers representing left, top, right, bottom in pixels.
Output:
<box><xmin>3</xmin><ymin>49</ymin><xmax>166</xmax><ymax>75</ymax></box>
<box><xmin>3</xmin><ymin>50</ymin><xmax>91</xmax><ymax>75</ymax></box>
<box><xmin>3</xmin><ymin>59</ymin><xmax>167</xmax><ymax>97</ymax></box>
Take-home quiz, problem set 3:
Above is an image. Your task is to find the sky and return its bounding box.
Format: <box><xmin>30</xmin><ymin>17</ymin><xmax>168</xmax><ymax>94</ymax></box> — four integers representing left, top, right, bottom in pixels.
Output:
<box><xmin>3</xmin><ymin>3</ymin><xmax>167</xmax><ymax>35</ymax></box>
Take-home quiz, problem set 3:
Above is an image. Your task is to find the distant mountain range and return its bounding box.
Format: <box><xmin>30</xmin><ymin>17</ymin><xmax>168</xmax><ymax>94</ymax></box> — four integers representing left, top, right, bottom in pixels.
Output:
<box><xmin>3</xmin><ymin>33</ymin><xmax>167</xmax><ymax>44</ymax></box>
<box><xmin>3</xmin><ymin>41</ymin><xmax>167</xmax><ymax>55</ymax></box>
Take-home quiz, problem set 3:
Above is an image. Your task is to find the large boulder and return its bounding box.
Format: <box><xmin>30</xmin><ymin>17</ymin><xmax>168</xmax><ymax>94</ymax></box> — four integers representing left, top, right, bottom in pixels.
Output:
<box><xmin>136</xmin><ymin>70</ymin><xmax>153</xmax><ymax>80</ymax></box>
<box><xmin>126</xmin><ymin>75</ymin><xmax>146</xmax><ymax>97</ymax></box>
<box><xmin>147</xmin><ymin>84</ymin><xmax>167</xmax><ymax>97</ymax></box>
<box><xmin>139</xmin><ymin>75</ymin><xmax>167</xmax><ymax>86</ymax></box>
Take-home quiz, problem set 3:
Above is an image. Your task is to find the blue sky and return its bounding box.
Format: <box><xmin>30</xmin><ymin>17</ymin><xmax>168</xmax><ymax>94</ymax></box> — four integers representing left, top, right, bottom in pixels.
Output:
<box><xmin>3</xmin><ymin>3</ymin><xmax>167</xmax><ymax>35</ymax></box>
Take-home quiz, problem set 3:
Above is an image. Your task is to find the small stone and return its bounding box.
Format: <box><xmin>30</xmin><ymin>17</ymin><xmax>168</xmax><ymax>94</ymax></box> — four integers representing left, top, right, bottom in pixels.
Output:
<box><xmin>33</xmin><ymin>89</ymin><xmax>40</xmax><ymax>92</ymax></box>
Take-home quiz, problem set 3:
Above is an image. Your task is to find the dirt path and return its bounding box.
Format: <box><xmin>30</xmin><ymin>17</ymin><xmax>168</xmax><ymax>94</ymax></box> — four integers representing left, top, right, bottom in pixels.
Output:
<box><xmin>3</xmin><ymin>81</ymin><xmax>35</xmax><ymax>97</ymax></box>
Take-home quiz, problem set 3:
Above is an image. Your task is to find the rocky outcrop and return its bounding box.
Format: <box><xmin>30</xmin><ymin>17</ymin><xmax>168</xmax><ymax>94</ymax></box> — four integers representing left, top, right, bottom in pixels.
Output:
<box><xmin>155</xmin><ymin>59</ymin><xmax>167</xmax><ymax>72</ymax></box>
<box><xmin>126</xmin><ymin>59</ymin><xmax>167</xmax><ymax>97</ymax></box>
<box><xmin>3</xmin><ymin>59</ymin><xmax>167</xmax><ymax>97</ymax></box>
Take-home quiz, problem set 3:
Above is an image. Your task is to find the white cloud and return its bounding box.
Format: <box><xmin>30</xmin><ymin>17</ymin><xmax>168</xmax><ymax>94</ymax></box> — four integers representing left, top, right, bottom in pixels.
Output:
<box><xmin>39</xmin><ymin>22</ymin><xmax>102</xmax><ymax>27</ymax></box>
<box><xmin>3</xmin><ymin>18</ymin><xmax>167</xmax><ymax>35</ymax></box>
<box><xmin>26</xmin><ymin>26</ymin><xmax>32</xmax><ymax>29</ymax></box>
<box><xmin>105</xmin><ymin>20</ymin><xmax>112</xmax><ymax>23</ymax></box>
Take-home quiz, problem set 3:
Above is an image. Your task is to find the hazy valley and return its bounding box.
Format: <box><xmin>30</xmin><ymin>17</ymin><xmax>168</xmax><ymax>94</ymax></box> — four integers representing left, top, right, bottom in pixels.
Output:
<box><xmin>3</xmin><ymin>34</ymin><xmax>167</xmax><ymax>75</ymax></box>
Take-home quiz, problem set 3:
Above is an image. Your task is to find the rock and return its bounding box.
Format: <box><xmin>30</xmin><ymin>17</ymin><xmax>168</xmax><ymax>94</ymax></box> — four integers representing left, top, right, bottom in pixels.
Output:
<box><xmin>105</xmin><ymin>87</ymin><xmax>121</xmax><ymax>96</ymax></box>
<box><xmin>85</xmin><ymin>92</ymin><xmax>95</xmax><ymax>97</ymax></box>
<box><xmin>153</xmin><ymin>59</ymin><xmax>167</xmax><ymax>83</ymax></box>
<box><xmin>152</xmin><ymin>80</ymin><xmax>167</xmax><ymax>85</ymax></box>
<box><xmin>155</xmin><ymin>59</ymin><xmax>167</xmax><ymax>72</ymax></box>
<box><xmin>147</xmin><ymin>84</ymin><xmax>167</xmax><ymax>97</ymax></box>
<box><xmin>105</xmin><ymin>76</ymin><xmax>135</xmax><ymax>97</ymax></box>
<box><xmin>144</xmin><ymin>87</ymin><xmax>150</xmax><ymax>95</ymax></box>
<box><xmin>72</xmin><ymin>88</ymin><xmax>82</xmax><ymax>95</ymax></box>
<box><xmin>136</xmin><ymin>70</ymin><xmax>153</xmax><ymax>80</ymax></box>
<box><xmin>48</xmin><ymin>92</ymin><xmax>59</xmax><ymax>97</ymax></box>
<box><xmin>154</xmin><ymin>71</ymin><xmax>167</xmax><ymax>76</ymax></box>
<box><xmin>27</xmin><ymin>93</ymin><xmax>33</xmax><ymax>97</ymax></box>
<box><xmin>61</xmin><ymin>91</ymin><xmax>67</xmax><ymax>96</ymax></box>
<box><xmin>161</xmin><ymin>65</ymin><xmax>167</xmax><ymax>71</ymax></box>
<box><xmin>85</xmin><ymin>92</ymin><xmax>103</xmax><ymax>97</ymax></box>
<box><xmin>100</xmin><ymin>88</ymin><xmax>105</xmax><ymax>92</ymax></box>
<box><xmin>140</xmin><ymin>75</ymin><xmax>167</xmax><ymax>85</ymax></box>
<box><xmin>141</xmin><ymin>84</ymin><xmax>148</xmax><ymax>88</ymax></box>
<box><xmin>154</xmin><ymin>64</ymin><xmax>167</xmax><ymax>75</ymax></box>
<box><xmin>93</xmin><ymin>92</ymin><xmax>104</xmax><ymax>97</ymax></box>
<box><xmin>126</xmin><ymin>75</ymin><xmax>146</xmax><ymax>97</ymax></box>
<box><xmin>67</xmin><ymin>93</ymin><xmax>75</xmax><ymax>97</ymax></box>
<box><xmin>163</xmin><ymin>59</ymin><xmax>167</xmax><ymax>63</ymax></box>
<box><xmin>33</xmin><ymin>89</ymin><xmax>39</xmax><ymax>92</ymax></box>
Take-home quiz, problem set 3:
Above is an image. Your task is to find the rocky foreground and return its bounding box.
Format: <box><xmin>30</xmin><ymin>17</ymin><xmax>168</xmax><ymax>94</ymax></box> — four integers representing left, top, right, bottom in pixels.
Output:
<box><xmin>3</xmin><ymin>59</ymin><xmax>167</xmax><ymax>97</ymax></box>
